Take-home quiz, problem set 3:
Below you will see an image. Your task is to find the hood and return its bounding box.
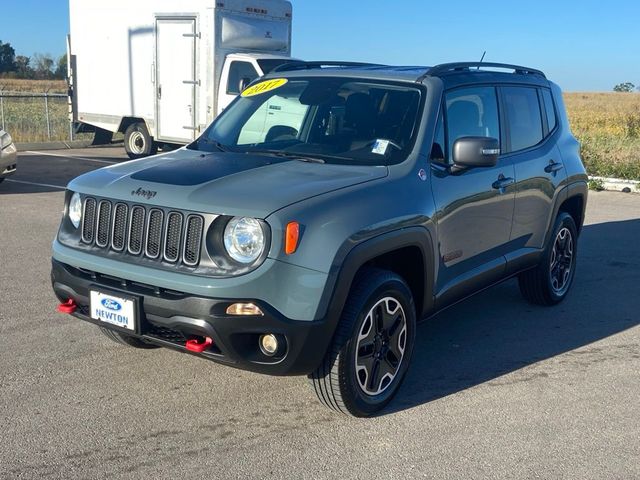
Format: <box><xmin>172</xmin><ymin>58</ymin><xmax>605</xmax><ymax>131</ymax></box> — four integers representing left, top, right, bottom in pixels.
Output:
<box><xmin>67</xmin><ymin>148</ymin><xmax>388</xmax><ymax>218</ymax></box>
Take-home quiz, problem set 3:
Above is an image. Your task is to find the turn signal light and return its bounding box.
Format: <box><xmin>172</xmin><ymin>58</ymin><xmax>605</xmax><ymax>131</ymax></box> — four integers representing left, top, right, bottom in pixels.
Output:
<box><xmin>285</xmin><ymin>221</ymin><xmax>300</xmax><ymax>255</ymax></box>
<box><xmin>226</xmin><ymin>303</ymin><xmax>264</xmax><ymax>316</ymax></box>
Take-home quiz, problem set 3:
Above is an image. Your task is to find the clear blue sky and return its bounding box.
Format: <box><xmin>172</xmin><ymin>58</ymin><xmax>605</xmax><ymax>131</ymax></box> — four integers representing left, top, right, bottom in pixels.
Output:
<box><xmin>3</xmin><ymin>0</ymin><xmax>638</xmax><ymax>91</ymax></box>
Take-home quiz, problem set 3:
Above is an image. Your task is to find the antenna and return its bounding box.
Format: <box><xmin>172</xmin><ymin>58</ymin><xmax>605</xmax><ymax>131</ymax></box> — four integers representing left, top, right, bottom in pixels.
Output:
<box><xmin>478</xmin><ymin>51</ymin><xmax>486</xmax><ymax>70</ymax></box>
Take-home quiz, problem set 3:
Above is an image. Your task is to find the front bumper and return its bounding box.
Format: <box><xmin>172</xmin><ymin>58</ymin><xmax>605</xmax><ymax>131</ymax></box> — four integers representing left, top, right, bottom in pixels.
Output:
<box><xmin>51</xmin><ymin>259</ymin><xmax>335</xmax><ymax>376</ymax></box>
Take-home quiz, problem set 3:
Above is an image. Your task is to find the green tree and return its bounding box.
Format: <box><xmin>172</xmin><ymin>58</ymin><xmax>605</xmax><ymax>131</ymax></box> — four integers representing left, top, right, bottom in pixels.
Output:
<box><xmin>54</xmin><ymin>54</ymin><xmax>67</xmax><ymax>79</ymax></box>
<box><xmin>32</xmin><ymin>53</ymin><xmax>54</xmax><ymax>79</ymax></box>
<box><xmin>15</xmin><ymin>55</ymin><xmax>33</xmax><ymax>78</ymax></box>
<box><xmin>0</xmin><ymin>40</ymin><xmax>16</xmax><ymax>73</ymax></box>
<box><xmin>613</xmin><ymin>82</ymin><xmax>635</xmax><ymax>92</ymax></box>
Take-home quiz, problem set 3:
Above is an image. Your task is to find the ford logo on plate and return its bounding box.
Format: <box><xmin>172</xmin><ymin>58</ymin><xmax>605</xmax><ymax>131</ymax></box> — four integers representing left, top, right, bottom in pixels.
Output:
<box><xmin>101</xmin><ymin>298</ymin><xmax>122</xmax><ymax>311</ymax></box>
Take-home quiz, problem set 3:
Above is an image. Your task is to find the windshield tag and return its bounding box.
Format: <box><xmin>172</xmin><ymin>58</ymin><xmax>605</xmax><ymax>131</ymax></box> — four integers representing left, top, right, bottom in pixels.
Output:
<box><xmin>241</xmin><ymin>78</ymin><xmax>288</xmax><ymax>97</ymax></box>
<box><xmin>371</xmin><ymin>139</ymin><xmax>390</xmax><ymax>155</ymax></box>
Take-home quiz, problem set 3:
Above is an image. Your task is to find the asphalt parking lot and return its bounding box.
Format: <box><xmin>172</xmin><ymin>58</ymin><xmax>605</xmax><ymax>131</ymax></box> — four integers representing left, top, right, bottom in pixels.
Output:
<box><xmin>1</xmin><ymin>147</ymin><xmax>639</xmax><ymax>479</ymax></box>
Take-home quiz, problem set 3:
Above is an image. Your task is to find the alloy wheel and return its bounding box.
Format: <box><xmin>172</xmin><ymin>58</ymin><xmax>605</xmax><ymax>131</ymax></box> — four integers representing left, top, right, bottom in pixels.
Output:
<box><xmin>550</xmin><ymin>227</ymin><xmax>574</xmax><ymax>295</ymax></box>
<box><xmin>354</xmin><ymin>297</ymin><xmax>407</xmax><ymax>396</ymax></box>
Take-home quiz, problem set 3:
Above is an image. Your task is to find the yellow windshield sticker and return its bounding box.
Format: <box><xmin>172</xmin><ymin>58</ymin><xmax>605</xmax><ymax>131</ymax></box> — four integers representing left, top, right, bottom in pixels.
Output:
<box><xmin>241</xmin><ymin>78</ymin><xmax>288</xmax><ymax>97</ymax></box>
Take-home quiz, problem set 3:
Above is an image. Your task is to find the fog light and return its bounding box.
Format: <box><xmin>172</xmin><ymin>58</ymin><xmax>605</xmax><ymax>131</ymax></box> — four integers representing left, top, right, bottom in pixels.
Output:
<box><xmin>259</xmin><ymin>334</ymin><xmax>279</xmax><ymax>356</ymax></box>
<box><xmin>226</xmin><ymin>303</ymin><xmax>264</xmax><ymax>316</ymax></box>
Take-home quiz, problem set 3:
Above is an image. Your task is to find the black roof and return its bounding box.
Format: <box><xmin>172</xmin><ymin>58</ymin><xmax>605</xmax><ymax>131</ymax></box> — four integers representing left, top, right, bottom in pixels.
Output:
<box><xmin>269</xmin><ymin>61</ymin><xmax>550</xmax><ymax>87</ymax></box>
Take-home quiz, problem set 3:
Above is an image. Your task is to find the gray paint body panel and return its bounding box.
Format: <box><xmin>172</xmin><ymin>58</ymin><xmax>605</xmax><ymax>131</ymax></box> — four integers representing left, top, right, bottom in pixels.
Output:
<box><xmin>54</xmin><ymin>66</ymin><xmax>588</xmax><ymax>330</ymax></box>
<box><xmin>67</xmin><ymin>148</ymin><xmax>388</xmax><ymax>219</ymax></box>
<box><xmin>53</xmin><ymin>239</ymin><xmax>327</xmax><ymax>321</ymax></box>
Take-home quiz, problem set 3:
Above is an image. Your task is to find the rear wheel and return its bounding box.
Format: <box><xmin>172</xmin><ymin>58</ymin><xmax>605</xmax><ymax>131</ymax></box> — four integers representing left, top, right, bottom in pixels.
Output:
<box><xmin>519</xmin><ymin>212</ymin><xmax>578</xmax><ymax>305</ymax></box>
<box><xmin>124</xmin><ymin>122</ymin><xmax>157</xmax><ymax>159</ymax></box>
<box><xmin>100</xmin><ymin>327</ymin><xmax>159</xmax><ymax>349</ymax></box>
<box><xmin>309</xmin><ymin>269</ymin><xmax>416</xmax><ymax>417</ymax></box>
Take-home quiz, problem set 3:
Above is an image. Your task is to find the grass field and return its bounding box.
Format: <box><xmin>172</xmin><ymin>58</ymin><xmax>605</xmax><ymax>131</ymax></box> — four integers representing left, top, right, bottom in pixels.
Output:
<box><xmin>1</xmin><ymin>79</ymin><xmax>639</xmax><ymax>180</ymax></box>
<box><xmin>0</xmin><ymin>79</ymin><xmax>72</xmax><ymax>142</ymax></box>
<box><xmin>564</xmin><ymin>92</ymin><xmax>640</xmax><ymax>180</ymax></box>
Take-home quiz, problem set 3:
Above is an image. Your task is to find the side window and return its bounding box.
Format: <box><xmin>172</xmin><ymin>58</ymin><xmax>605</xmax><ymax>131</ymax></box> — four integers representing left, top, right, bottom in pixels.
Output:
<box><xmin>445</xmin><ymin>87</ymin><xmax>500</xmax><ymax>163</ymax></box>
<box><xmin>541</xmin><ymin>89</ymin><xmax>557</xmax><ymax>133</ymax></box>
<box><xmin>503</xmin><ymin>87</ymin><xmax>543</xmax><ymax>152</ymax></box>
<box><xmin>227</xmin><ymin>61</ymin><xmax>259</xmax><ymax>95</ymax></box>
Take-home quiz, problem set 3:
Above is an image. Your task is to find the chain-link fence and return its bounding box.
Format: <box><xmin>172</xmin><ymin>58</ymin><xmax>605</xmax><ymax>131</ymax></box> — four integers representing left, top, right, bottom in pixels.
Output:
<box><xmin>0</xmin><ymin>90</ymin><xmax>75</xmax><ymax>143</ymax></box>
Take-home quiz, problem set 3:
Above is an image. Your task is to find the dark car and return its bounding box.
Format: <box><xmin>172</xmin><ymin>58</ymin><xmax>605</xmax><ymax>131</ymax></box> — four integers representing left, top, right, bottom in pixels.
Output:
<box><xmin>51</xmin><ymin>61</ymin><xmax>587</xmax><ymax>416</ymax></box>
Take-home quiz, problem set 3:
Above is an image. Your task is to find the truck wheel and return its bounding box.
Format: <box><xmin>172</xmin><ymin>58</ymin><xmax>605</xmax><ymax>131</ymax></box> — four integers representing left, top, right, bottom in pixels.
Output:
<box><xmin>124</xmin><ymin>122</ymin><xmax>157</xmax><ymax>159</ymax></box>
<box><xmin>309</xmin><ymin>269</ymin><xmax>416</xmax><ymax>417</ymax></box>
<box><xmin>100</xmin><ymin>327</ymin><xmax>159</xmax><ymax>349</ymax></box>
<box><xmin>518</xmin><ymin>212</ymin><xmax>578</xmax><ymax>306</ymax></box>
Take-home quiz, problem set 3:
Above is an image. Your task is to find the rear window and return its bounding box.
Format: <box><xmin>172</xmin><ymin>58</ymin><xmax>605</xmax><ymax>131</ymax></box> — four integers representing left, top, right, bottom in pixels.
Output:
<box><xmin>503</xmin><ymin>87</ymin><xmax>543</xmax><ymax>152</ymax></box>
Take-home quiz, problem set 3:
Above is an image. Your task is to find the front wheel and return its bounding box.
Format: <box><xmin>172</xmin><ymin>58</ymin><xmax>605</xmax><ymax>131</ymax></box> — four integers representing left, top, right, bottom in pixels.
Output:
<box><xmin>309</xmin><ymin>269</ymin><xmax>416</xmax><ymax>417</ymax></box>
<box><xmin>519</xmin><ymin>212</ymin><xmax>578</xmax><ymax>305</ymax></box>
<box><xmin>124</xmin><ymin>122</ymin><xmax>157</xmax><ymax>159</ymax></box>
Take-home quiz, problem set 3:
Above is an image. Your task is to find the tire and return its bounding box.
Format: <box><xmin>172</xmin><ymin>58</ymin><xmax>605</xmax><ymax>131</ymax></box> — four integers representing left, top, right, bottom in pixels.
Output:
<box><xmin>0</xmin><ymin>178</ymin><xmax>4</xmax><ymax>183</ymax></box>
<box><xmin>124</xmin><ymin>122</ymin><xmax>157</xmax><ymax>159</ymax></box>
<box><xmin>100</xmin><ymin>327</ymin><xmax>160</xmax><ymax>349</ymax></box>
<box><xmin>309</xmin><ymin>268</ymin><xmax>416</xmax><ymax>417</ymax></box>
<box><xmin>518</xmin><ymin>212</ymin><xmax>578</xmax><ymax>306</ymax></box>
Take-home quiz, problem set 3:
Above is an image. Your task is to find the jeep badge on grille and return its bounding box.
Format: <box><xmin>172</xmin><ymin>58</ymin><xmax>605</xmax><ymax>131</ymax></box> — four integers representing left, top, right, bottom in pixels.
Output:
<box><xmin>131</xmin><ymin>187</ymin><xmax>157</xmax><ymax>200</ymax></box>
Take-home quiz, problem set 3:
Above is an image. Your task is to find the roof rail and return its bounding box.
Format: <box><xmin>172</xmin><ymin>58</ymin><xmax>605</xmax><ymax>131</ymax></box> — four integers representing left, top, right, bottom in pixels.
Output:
<box><xmin>272</xmin><ymin>61</ymin><xmax>385</xmax><ymax>73</ymax></box>
<box><xmin>419</xmin><ymin>62</ymin><xmax>546</xmax><ymax>82</ymax></box>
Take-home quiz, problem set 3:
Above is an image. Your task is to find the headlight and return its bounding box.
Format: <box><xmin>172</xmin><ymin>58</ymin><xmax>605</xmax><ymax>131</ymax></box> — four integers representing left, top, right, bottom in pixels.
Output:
<box><xmin>68</xmin><ymin>192</ymin><xmax>82</xmax><ymax>229</ymax></box>
<box><xmin>223</xmin><ymin>217</ymin><xmax>265</xmax><ymax>263</ymax></box>
<box><xmin>0</xmin><ymin>131</ymin><xmax>12</xmax><ymax>150</ymax></box>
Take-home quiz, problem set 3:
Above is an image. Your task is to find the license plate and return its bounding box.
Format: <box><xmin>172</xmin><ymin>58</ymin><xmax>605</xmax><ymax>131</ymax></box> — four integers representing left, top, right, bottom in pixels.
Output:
<box><xmin>90</xmin><ymin>290</ymin><xmax>136</xmax><ymax>331</ymax></box>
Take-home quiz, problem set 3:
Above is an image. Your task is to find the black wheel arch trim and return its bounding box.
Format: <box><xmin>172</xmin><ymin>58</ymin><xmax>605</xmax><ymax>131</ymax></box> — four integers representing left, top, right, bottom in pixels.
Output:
<box><xmin>544</xmin><ymin>180</ymin><xmax>587</xmax><ymax>248</ymax></box>
<box><xmin>316</xmin><ymin>226</ymin><xmax>436</xmax><ymax>328</ymax></box>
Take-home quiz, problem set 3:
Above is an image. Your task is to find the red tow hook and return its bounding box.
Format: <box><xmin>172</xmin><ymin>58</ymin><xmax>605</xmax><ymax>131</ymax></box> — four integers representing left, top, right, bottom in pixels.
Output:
<box><xmin>57</xmin><ymin>299</ymin><xmax>77</xmax><ymax>314</ymax></box>
<box><xmin>185</xmin><ymin>337</ymin><xmax>213</xmax><ymax>353</ymax></box>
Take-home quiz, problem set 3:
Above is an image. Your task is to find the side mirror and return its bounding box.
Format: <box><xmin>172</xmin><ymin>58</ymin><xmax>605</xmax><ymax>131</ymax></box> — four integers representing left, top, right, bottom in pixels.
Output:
<box><xmin>452</xmin><ymin>136</ymin><xmax>500</xmax><ymax>168</ymax></box>
<box><xmin>239</xmin><ymin>77</ymin><xmax>252</xmax><ymax>93</ymax></box>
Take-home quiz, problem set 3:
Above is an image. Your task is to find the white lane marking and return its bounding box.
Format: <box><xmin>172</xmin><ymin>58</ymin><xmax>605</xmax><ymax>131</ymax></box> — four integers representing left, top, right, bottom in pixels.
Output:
<box><xmin>23</xmin><ymin>151</ymin><xmax>118</xmax><ymax>164</ymax></box>
<box><xmin>5</xmin><ymin>179</ymin><xmax>66</xmax><ymax>190</ymax></box>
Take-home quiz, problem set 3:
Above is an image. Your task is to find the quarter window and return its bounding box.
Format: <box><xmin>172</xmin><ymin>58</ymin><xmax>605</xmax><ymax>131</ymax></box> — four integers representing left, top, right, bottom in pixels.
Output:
<box><xmin>431</xmin><ymin>111</ymin><xmax>445</xmax><ymax>162</ymax></box>
<box><xmin>541</xmin><ymin>89</ymin><xmax>557</xmax><ymax>133</ymax></box>
<box><xmin>445</xmin><ymin>87</ymin><xmax>500</xmax><ymax>163</ymax></box>
<box><xmin>503</xmin><ymin>87</ymin><xmax>543</xmax><ymax>152</ymax></box>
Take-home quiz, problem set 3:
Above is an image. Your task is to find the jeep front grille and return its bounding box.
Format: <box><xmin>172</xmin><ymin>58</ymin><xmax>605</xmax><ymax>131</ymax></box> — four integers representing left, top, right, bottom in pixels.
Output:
<box><xmin>81</xmin><ymin>197</ymin><xmax>204</xmax><ymax>267</ymax></box>
<box><xmin>81</xmin><ymin>198</ymin><xmax>97</xmax><ymax>243</ymax></box>
<box><xmin>111</xmin><ymin>203</ymin><xmax>128</xmax><ymax>251</ymax></box>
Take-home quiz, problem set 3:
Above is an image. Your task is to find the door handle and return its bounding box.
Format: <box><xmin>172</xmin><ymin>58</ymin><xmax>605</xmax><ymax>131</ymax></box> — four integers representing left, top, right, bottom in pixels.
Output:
<box><xmin>157</xmin><ymin>85</ymin><xmax>162</xmax><ymax>100</ymax></box>
<box><xmin>492</xmin><ymin>175</ymin><xmax>515</xmax><ymax>191</ymax></box>
<box><xmin>544</xmin><ymin>160</ymin><xmax>564</xmax><ymax>174</ymax></box>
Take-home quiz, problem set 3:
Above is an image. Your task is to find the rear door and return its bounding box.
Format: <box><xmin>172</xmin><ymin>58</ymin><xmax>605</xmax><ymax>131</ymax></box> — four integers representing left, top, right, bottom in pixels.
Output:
<box><xmin>155</xmin><ymin>17</ymin><xmax>197</xmax><ymax>142</ymax></box>
<box><xmin>430</xmin><ymin>86</ymin><xmax>516</xmax><ymax>306</ymax></box>
<box><xmin>500</xmin><ymin>86</ymin><xmax>567</xmax><ymax>258</ymax></box>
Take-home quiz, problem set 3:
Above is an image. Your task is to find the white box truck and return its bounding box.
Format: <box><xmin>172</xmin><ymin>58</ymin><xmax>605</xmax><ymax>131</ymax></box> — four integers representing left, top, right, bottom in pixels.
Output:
<box><xmin>68</xmin><ymin>0</ymin><xmax>294</xmax><ymax>158</ymax></box>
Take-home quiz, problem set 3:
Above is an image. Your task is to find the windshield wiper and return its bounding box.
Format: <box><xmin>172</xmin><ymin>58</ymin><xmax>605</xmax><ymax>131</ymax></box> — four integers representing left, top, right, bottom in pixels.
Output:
<box><xmin>251</xmin><ymin>150</ymin><xmax>326</xmax><ymax>164</ymax></box>
<box><xmin>200</xmin><ymin>138</ymin><xmax>231</xmax><ymax>152</ymax></box>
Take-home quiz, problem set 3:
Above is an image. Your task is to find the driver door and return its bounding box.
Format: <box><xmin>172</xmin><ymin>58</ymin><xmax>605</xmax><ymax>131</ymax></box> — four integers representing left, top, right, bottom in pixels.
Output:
<box><xmin>430</xmin><ymin>86</ymin><xmax>515</xmax><ymax>306</ymax></box>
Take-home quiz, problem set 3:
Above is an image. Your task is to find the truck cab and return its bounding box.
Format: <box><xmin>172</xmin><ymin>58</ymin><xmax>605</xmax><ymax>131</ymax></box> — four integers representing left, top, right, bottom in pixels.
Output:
<box><xmin>67</xmin><ymin>0</ymin><xmax>294</xmax><ymax>158</ymax></box>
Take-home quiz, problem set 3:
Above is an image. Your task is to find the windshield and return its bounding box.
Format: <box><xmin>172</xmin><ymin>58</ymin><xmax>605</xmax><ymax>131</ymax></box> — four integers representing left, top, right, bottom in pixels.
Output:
<box><xmin>192</xmin><ymin>77</ymin><xmax>423</xmax><ymax>165</ymax></box>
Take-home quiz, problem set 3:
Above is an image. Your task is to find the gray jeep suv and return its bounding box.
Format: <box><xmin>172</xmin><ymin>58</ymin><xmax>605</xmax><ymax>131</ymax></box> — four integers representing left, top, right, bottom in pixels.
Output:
<box><xmin>51</xmin><ymin>61</ymin><xmax>587</xmax><ymax>416</ymax></box>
